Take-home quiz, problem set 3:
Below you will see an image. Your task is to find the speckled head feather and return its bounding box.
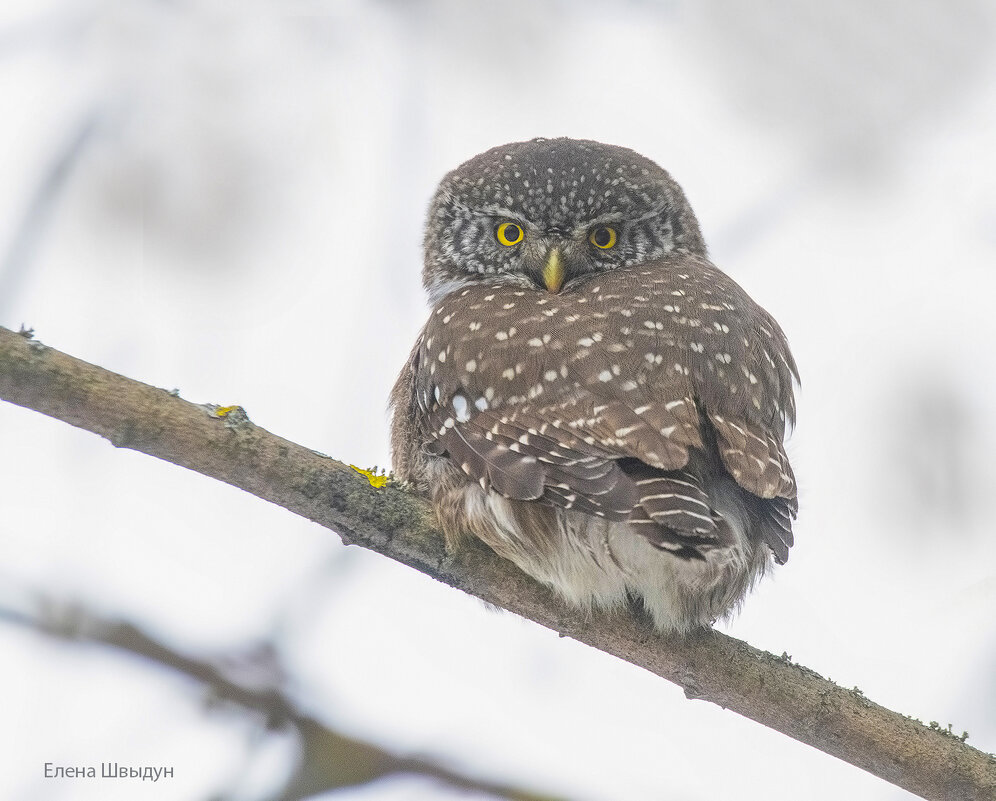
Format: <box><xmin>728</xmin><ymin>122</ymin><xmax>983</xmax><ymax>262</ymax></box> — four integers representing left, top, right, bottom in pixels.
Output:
<box><xmin>423</xmin><ymin>138</ymin><xmax>707</xmax><ymax>304</ymax></box>
<box><xmin>392</xmin><ymin>137</ymin><xmax>798</xmax><ymax>632</ymax></box>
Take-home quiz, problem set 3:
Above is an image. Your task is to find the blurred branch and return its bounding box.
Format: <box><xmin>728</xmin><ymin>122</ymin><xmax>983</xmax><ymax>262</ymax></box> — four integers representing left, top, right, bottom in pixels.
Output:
<box><xmin>0</xmin><ymin>598</ymin><xmax>563</xmax><ymax>801</ymax></box>
<box><xmin>1</xmin><ymin>324</ymin><xmax>994</xmax><ymax>801</ymax></box>
<box><xmin>0</xmin><ymin>109</ymin><xmax>101</xmax><ymax>316</ymax></box>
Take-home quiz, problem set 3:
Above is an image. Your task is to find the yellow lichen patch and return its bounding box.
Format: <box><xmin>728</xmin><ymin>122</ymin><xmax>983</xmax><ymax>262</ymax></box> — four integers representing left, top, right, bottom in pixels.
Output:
<box><xmin>350</xmin><ymin>465</ymin><xmax>390</xmax><ymax>489</ymax></box>
<box><xmin>213</xmin><ymin>405</ymin><xmax>243</xmax><ymax>417</ymax></box>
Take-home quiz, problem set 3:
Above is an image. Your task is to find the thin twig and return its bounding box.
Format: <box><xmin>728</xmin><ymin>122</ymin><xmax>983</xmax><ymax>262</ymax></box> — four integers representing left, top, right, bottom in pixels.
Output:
<box><xmin>0</xmin><ymin>325</ymin><xmax>993</xmax><ymax>801</ymax></box>
<box><xmin>0</xmin><ymin>110</ymin><xmax>101</xmax><ymax>316</ymax></box>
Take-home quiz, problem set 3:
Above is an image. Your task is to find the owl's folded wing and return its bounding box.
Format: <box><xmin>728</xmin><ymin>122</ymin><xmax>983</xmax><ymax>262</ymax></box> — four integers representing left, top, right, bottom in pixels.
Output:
<box><xmin>708</xmin><ymin>413</ymin><xmax>796</xmax><ymax>500</ymax></box>
<box><xmin>706</xmin><ymin>412</ymin><xmax>797</xmax><ymax>562</ymax></box>
<box><xmin>423</xmin><ymin>389</ymin><xmax>705</xmax><ymax>521</ymax></box>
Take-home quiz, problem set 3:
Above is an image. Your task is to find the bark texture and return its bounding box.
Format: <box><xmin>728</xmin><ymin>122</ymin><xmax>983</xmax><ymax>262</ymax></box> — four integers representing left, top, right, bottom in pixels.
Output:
<box><xmin>1</xmin><ymin>325</ymin><xmax>993</xmax><ymax>801</ymax></box>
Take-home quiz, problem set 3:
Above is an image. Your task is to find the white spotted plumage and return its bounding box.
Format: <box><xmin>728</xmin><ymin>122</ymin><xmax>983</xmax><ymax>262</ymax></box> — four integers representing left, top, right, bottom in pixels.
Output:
<box><xmin>391</xmin><ymin>138</ymin><xmax>798</xmax><ymax>632</ymax></box>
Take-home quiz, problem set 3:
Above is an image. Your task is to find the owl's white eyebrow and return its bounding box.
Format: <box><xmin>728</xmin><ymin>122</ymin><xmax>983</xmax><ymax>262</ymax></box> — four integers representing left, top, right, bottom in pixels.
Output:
<box><xmin>573</xmin><ymin>205</ymin><xmax>669</xmax><ymax>232</ymax></box>
<box><xmin>438</xmin><ymin>190</ymin><xmax>516</xmax><ymax>218</ymax></box>
<box><xmin>627</xmin><ymin>204</ymin><xmax>671</xmax><ymax>224</ymax></box>
<box><xmin>472</xmin><ymin>204</ymin><xmax>528</xmax><ymax>221</ymax></box>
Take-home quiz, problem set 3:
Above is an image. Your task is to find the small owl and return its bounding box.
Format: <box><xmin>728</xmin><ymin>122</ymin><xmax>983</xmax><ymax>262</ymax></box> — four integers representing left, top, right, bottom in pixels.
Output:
<box><xmin>390</xmin><ymin>138</ymin><xmax>798</xmax><ymax>632</ymax></box>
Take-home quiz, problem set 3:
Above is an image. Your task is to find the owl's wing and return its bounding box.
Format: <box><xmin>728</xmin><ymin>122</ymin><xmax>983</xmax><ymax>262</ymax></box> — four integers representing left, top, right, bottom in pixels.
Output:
<box><xmin>705</xmin><ymin>412</ymin><xmax>797</xmax><ymax>562</ymax></box>
<box><xmin>695</xmin><ymin>298</ymin><xmax>798</xmax><ymax>562</ymax></box>
<box><xmin>420</xmin><ymin>382</ymin><xmax>759</xmax><ymax>558</ymax></box>
<box><xmin>708</xmin><ymin>413</ymin><xmax>796</xmax><ymax>500</ymax></box>
<box><xmin>421</xmin><ymin>390</ymin><xmax>704</xmax><ymax>521</ymax></box>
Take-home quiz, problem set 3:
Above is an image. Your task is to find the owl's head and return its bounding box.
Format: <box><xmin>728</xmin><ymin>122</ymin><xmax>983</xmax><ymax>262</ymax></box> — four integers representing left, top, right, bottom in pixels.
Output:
<box><xmin>422</xmin><ymin>138</ymin><xmax>706</xmax><ymax>305</ymax></box>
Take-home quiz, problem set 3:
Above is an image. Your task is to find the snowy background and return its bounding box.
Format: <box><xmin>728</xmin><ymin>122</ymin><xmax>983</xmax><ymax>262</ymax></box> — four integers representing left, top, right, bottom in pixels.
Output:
<box><xmin>2</xmin><ymin>1</ymin><xmax>995</xmax><ymax>799</ymax></box>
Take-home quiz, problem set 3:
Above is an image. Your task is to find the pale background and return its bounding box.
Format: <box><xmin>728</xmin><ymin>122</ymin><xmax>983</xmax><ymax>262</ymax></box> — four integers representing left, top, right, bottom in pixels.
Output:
<box><xmin>1</xmin><ymin>1</ymin><xmax>995</xmax><ymax>799</ymax></box>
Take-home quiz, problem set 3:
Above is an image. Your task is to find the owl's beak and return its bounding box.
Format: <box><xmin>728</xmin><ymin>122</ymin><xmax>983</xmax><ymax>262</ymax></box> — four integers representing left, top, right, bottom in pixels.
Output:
<box><xmin>542</xmin><ymin>248</ymin><xmax>565</xmax><ymax>293</ymax></box>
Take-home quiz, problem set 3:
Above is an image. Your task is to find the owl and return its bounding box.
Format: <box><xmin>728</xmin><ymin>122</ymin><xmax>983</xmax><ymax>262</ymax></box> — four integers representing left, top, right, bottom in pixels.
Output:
<box><xmin>390</xmin><ymin>138</ymin><xmax>798</xmax><ymax>632</ymax></box>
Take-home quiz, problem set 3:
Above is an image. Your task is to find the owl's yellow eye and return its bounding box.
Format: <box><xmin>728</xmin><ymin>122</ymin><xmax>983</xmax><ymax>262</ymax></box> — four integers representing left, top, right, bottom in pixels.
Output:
<box><xmin>496</xmin><ymin>222</ymin><xmax>525</xmax><ymax>247</ymax></box>
<box><xmin>589</xmin><ymin>226</ymin><xmax>617</xmax><ymax>249</ymax></box>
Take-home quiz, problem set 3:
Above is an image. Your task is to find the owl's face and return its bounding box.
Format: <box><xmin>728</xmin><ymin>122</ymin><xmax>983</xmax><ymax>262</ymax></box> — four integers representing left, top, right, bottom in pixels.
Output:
<box><xmin>422</xmin><ymin>138</ymin><xmax>706</xmax><ymax>305</ymax></box>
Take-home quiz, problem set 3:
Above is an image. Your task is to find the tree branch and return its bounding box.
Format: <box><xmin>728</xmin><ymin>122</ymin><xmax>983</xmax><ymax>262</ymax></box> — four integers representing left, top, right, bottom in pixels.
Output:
<box><xmin>1</xmin><ymin>324</ymin><xmax>993</xmax><ymax>801</ymax></box>
<box><xmin>0</xmin><ymin>598</ymin><xmax>564</xmax><ymax>801</ymax></box>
